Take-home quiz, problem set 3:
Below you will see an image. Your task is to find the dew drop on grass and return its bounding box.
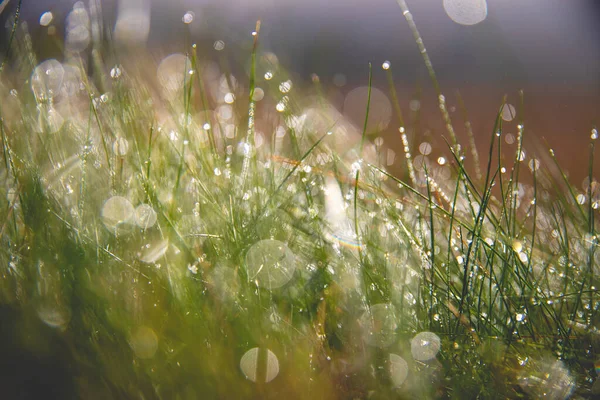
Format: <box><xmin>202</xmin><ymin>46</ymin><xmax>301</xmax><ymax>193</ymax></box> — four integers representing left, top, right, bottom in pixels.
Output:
<box><xmin>246</xmin><ymin>240</ymin><xmax>297</xmax><ymax>289</ymax></box>
<box><xmin>129</xmin><ymin>326</ymin><xmax>158</xmax><ymax>359</ymax></box>
<box><xmin>134</xmin><ymin>204</ymin><xmax>157</xmax><ymax>229</ymax></box>
<box><xmin>39</xmin><ymin>11</ymin><xmax>53</xmax><ymax>26</ymax></box>
<box><xmin>101</xmin><ymin>196</ymin><xmax>134</xmax><ymax>233</ymax></box>
<box><xmin>437</xmin><ymin>156</ymin><xmax>446</xmax><ymax>166</ymax></box>
<box><xmin>110</xmin><ymin>66</ymin><xmax>122</xmax><ymax>79</ymax></box>
<box><xmin>443</xmin><ymin>0</ymin><xmax>488</xmax><ymax>26</ymax></box>
<box><xmin>275</xmin><ymin>102</ymin><xmax>286</xmax><ymax>112</ymax></box>
<box><xmin>389</xmin><ymin>354</ymin><xmax>408</xmax><ymax>387</ymax></box>
<box><xmin>360</xmin><ymin>303</ymin><xmax>398</xmax><ymax>348</ymax></box>
<box><xmin>411</xmin><ymin>331</ymin><xmax>441</xmax><ymax>361</ymax></box>
<box><xmin>279</xmin><ymin>80</ymin><xmax>292</xmax><ymax>93</ymax></box>
<box><xmin>382</xmin><ymin>60</ymin><xmax>391</xmax><ymax>70</ymax></box>
<box><xmin>31</xmin><ymin>59</ymin><xmax>65</xmax><ymax>102</ymax></box>
<box><xmin>592</xmin><ymin>128</ymin><xmax>598</xmax><ymax>140</ymax></box>
<box><xmin>224</xmin><ymin>92</ymin><xmax>235</xmax><ymax>104</ymax></box>
<box><xmin>240</xmin><ymin>348</ymin><xmax>279</xmax><ymax>383</ymax></box>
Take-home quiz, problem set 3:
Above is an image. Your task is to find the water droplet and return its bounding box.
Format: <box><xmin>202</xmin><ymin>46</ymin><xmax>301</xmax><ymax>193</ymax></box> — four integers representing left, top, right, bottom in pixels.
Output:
<box><xmin>224</xmin><ymin>92</ymin><xmax>235</xmax><ymax>104</ymax></box>
<box><xmin>264</xmin><ymin>71</ymin><xmax>273</xmax><ymax>80</ymax></box>
<box><xmin>411</xmin><ymin>331</ymin><xmax>441</xmax><ymax>361</ymax></box>
<box><xmin>279</xmin><ymin>80</ymin><xmax>292</xmax><ymax>94</ymax></box>
<box><xmin>437</xmin><ymin>156</ymin><xmax>446</xmax><ymax>165</ymax></box>
<box><xmin>275</xmin><ymin>102</ymin><xmax>286</xmax><ymax>112</ymax></box>
<box><xmin>182</xmin><ymin>11</ymin><xmax>194</xmax><ymax>24</ymax></box>
<box><xmin>240</xmin><ymin>348</ymin><xmax>279</xmax><ymax>383</ymax></box>
<box><xmin>592</xmin><ymin>128</ymin><xmax>598</xmax><ymax>140</ymax></box>
<box><xmin>110</xmin><ymin>66</ymin><xmax>122</xmax><ymax>79</ymax></box>
<box><xmin>39</xmin><ymin>11</ymin><xmax>53</xmax><ymax>26</ymax></box>
<box><xmin>245</xmin><ymin>240</ymin><xmax>297</xmax><ymax>289</ymax></box>
<box><xmin>382</xmin><ymin>60</ymin><xmax>391</xmax><ymax>70</ymax></box>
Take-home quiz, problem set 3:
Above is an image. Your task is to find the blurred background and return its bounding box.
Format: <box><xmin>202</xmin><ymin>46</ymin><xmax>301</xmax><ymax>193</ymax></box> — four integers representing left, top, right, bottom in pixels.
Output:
<box><xmin>2</xmin><ymin>0</ymin><xmax>600</xmax><ymax>177</ymax></box>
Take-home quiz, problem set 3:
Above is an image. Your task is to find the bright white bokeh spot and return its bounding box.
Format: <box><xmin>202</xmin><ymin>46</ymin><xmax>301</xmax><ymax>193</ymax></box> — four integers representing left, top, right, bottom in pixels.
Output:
<box><xmin>279</xmin><ymin>80</ymin><xmax>292</xmax><ymax>94</ymax></box>
<box><xmin>110</xmin><ymin>66</ymin><xmax>122</xmax><ymax>79</ymax></box>
<box><xmin>112</xmin><ymin>137</ymin><xmax>129</xmax><ymax>156</ymax></box>
<box><xmin>224</xmin><ymin>92</ymin><xmax>235</xmax><ymax>104</ymax></box>
<box><xmin>411</xmin><ymin>331</ymin><xmax>441</xmax><ymax>361</ymax></box>
<box><xmin>39</xmin><ymin>11</ymin><xmax>53</xmax><ymax>26</ymax></box>
<box><xmin>361</xmin><ymin>303</ymin><xmax>398</xmax><ymax>348</ymax></box>
<box><xmin>264</xmin><ymin>71</ymin><xmax>273</xmax><ymax>80</ymax></box>
<box><xmin>389</xmin><ymin>353</ymin><xmax>409</xmax><ymax>387</ymax></box>
<box><xmin>101</xmin><ymin>196</ymin><xmax>134</xmax><ymax>232</ymax></box>
<box><xmin>240</xmin><ymin>348</ymin><xmax>279</xmax><ymax>383</ymax></box>
<box><xmin>275</xmin><ymin>102</ymin><xmax>286</xmax><ymax>112</ymax></box>
<box><xmin>443</xmin><ymin>0</ymin><xmax>488</xmax><ymax>26</ymax></box>
<box><xmin>437</xmin><ymin>156</ymin><xmax>446</xmax><ymax>166</ymax></box>
<box><xmin>134</xmin><ymin>203</ymin><xmax>157</xmax><ymax>229</ymax></box>
<box><xmin>245</xmin><ymin>240</ymin><xmax>297</xmax><ymax>289</ymax></box>
<box><xmin>502</xmin><ymin>103</ymin><xmax>516</xmax><ymax>122</ymax></box>
<box><xmin>129</xmin><ymin>326</ymin><xmax>158</xmax><ymax>359</ymax></box>
<box><xmin>382</xmin><ymin>60</ymin><xmax>391</xmax><ymax>70</ymax></box>
<box><xmin>31</xmin><ymin>59</ymin><xmax>64</xmax><ymax>102</ymax></box>
<box><xmin>182</xmin><ymin>11</ymin><xmax>194</xmax><ymax>24</ymax></box>
<box><xmin>157</xmin><ymin>54</ymin><xmax>191</xmax><ymax>94</ymax></box>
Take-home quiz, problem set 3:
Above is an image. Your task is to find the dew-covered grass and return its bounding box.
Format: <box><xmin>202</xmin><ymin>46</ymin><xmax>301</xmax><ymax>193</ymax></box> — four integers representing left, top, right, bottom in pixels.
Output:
<box><xmin>0</xmin><ymin>1</ymin><xmax>599</xmax><ymax>399</ymax></box>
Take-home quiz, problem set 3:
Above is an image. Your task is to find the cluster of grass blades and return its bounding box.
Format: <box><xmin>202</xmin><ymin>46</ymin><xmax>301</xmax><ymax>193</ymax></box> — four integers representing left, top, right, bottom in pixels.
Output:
<box><xmin>0</xmin><ymin>0</ymin><xmax>598</xmax><ymax>398</ymax></box>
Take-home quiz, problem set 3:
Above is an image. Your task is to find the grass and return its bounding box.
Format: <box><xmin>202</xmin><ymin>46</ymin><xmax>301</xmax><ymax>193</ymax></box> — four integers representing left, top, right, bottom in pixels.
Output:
<box><xmin>0</xmin><ymin>1</ymin><xmax>599</xmax><ymax>399</ymax></box>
